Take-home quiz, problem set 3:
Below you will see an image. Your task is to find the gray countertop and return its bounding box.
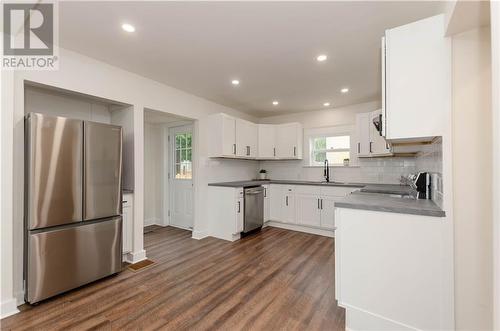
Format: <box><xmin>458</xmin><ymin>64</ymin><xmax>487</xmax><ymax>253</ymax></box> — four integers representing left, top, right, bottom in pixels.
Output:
<box><xmin>207</xmin><ymin>179</ymin><xmax>365</xmax><ymax>188</ymax></box>
<box><xmin>360</xmin><ymin>184</ymin><xmax>413</xmax><ymax>195</ymax></box>
<box><xmin>208</xmin><ymin>179</ymin><xmax>445</xmax><ymax>217</ymax></box>
<box><xmin>335</xmin><ymin>191</ymin><xmax>445</xmax><ymax>217</ymax></box>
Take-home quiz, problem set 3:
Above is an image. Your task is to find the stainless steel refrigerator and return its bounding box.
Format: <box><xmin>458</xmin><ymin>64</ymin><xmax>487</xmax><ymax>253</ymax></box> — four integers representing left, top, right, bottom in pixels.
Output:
<box><xmin>24</xmin><ymin>112</ymin><xmax>123</xmax><ymax>304</ymax></box>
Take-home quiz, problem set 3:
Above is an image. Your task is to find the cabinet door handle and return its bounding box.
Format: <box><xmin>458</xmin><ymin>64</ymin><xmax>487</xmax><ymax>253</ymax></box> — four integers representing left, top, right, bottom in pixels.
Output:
<box><xmin>273</xmin><ymin>147</ymin><xmax>276</xmax><ymax>157</ymax></box>
<box><xmin>246</xmin><ymin>146</ymin><xmax>250</xmax><ymax>156</ymax></box>
<box><xmin>321</xmin><ymin>199</ymin><xmax>323</xmax><ymax>210</ymax></box>
<box><xmin>233</xmin><ymin>143</ymin><xmax>236</xmax><ymax>155</ymax></box>
<box><xmin>286</xmin><ymin>196</ymin><xmax>288</xmax><ymax>206</ymax></box>
<box><xmin>237</xmin><ymin>201</ymin><xmax>241</xmax><ymax>213</ymax></box>
<box><xmin>369</xmin><ymin>142</ymin><xmax>373</xmax><ymax>153</ymax></box>
<box><xmin>293</xmin><ymin>146</ymin><xmax>296</xmax><ymax>156</ymax></box>
<box><xmin>317</xmin><ymin>199</ymin><xmax>320</xmax><ymax>209</ymax></box>
<box><xmin>122</xmin><ymin>201</ymin><xmax>128</xmax><ymax>204</ymax></box>
<box><xmin>264</xmin><ymin>188</ymin><xmax>267</xmax><ymax>197</ymax></box>
<box><xmin>357</xmin><ymin>143</ymin><xmax>360</xmax><ymax>154</ymax></box>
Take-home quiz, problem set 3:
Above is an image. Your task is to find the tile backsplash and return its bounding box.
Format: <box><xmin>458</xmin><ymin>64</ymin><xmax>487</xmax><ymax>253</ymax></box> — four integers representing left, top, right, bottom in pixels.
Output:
<box><xmin>415</xmin><ymin>137</ymin><xmax>443</xmax><ymax>208</ymax></box>
<box><xmin>260</xmin><ymin>137</ymin><xmax>444</xmax><ymax>206</ymax></box>
<box><xmin>260</xmin><ymin>157</ymin><xmax>417</xmax><ymax>184</ymax></box>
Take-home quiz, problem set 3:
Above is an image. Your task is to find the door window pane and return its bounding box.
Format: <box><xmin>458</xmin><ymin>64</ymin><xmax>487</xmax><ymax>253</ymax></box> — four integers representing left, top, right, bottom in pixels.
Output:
<box><xmin>173</xmin><ymin>132</ymin><xmax>193</xmax><ymax>179</ymax></box>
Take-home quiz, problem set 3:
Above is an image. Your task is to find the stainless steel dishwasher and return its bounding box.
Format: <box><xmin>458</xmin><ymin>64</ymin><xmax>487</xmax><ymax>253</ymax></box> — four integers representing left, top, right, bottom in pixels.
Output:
<box><xmin>243</xmin><ymin>186</ymin><xmax>264</xmax><ymax>233</ymax></box>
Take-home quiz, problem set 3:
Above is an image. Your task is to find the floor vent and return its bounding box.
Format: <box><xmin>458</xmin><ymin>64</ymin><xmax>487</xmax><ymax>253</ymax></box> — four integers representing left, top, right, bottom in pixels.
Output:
<box><xmin>128</xmin><ymin>259</ymin><xmax>155</xmax><ymax>272</ymax></box>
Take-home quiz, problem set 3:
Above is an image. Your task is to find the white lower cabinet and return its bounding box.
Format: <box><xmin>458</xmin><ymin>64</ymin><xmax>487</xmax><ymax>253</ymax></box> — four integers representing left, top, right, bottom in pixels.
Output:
<box><xmin>209</xmin><ymin>183</ymin><xmax>358</xmax><ymax>241</ymax></box>
<box><xmin>335</xmin><ymin>207</ymin><xmax>453</xmax><ymax>330</ymax></box>
<box><xmin>282</xmin><ymin>186</ymin><xmax>295</xmax><ymax>223</ymax></box>
<box><xmin>236</xmin><ymin>192</ymin><xmax>244</xmax><ymax>234</ymax></box>
<box><xmin>319</xmin><ymin>196</ymin><xmax>339</xmax><ymax>229</ymax></box>
<box><xmin>268</xmin><ymin>184</ymin><xmax>357</xmax><ymax>232</ymax></box>
<box><xmin>207</xmin><ymin>186</ymin><xmax>244</xmax><ymax>241</ymax></box>
<box><xmin>263</xmin><ymin>185</ymin><xmax>270</xmax><ymax>222</ymax></box>
<box><xmin>294</xmin><ymin>186</ymin><xmax>355</xmax><ymax>230</ymax></box>
<box><xmin>295</xmin><ymin>193</ymin><xmax>322</xmax><ymax>227</ymax></box>
<box><xmin>269</xmin><ymin>184</ymin><xmax>295</xmax><ymax>223</ymax></box>
<box><xmin>269</xmin><ymin>184</ymin><xmax>283</xmax><ymax>220</ymax></box>
<box><xmin>122</xmin><ymin>193</ymin><xmax>134</xmax><ymax>254</ymax></box>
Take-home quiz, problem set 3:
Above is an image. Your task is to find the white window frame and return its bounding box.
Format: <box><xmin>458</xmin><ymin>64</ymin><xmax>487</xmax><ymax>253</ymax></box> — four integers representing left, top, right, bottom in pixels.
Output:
<box><xmin>304</xmin><ymin>125</ymin><xmax>355</xmax><ymax>167</ymax></box>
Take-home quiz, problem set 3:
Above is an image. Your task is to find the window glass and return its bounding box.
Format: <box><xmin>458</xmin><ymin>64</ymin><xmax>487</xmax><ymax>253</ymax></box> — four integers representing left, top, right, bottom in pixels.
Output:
<box><xmin>174</xmin><ymin>132</ymin><xmax>193</xmax><ymax>179</ymax></box>
<box><xmin>310</xmin><ymin>134</ymin><xmax>350</xmax><ymax>166</ymax></box>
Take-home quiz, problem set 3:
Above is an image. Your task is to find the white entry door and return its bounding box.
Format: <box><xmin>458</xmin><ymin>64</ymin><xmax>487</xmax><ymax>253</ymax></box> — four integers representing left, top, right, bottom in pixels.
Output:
<box><xmin>169</xmin><ymin>125</ymin><xmax>194</xmax><ymax>230</ymax></box>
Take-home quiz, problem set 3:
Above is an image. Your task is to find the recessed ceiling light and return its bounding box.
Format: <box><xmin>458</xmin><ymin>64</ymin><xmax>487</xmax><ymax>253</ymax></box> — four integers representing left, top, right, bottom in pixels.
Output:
<box><xmin>121</xmin><ymin>23</ymin><xmax>135</xmax><ymax>33</ymax></box>
<box><xmin>341</xmin><ymin>88</ymin><xmax>349</xmax><ymax>93</ymax></box>
<box><xmin>323</xmin><ymin>102</ymin><xmax>331</xmax><ymax>107</ymax></box>
<box><xmin>316</xmin><ymin>54</ymin><xmax>328</xmax><ymax>62</ymax></box>
<box><xmin>231</xmin><ymin>79</ymin><xmax>240</xmax><ymax>85</ymax></box>
<box><xmin>272</xmin><ymin>101</ymin><xmax>279</xmax><ymax>106</ymax></box>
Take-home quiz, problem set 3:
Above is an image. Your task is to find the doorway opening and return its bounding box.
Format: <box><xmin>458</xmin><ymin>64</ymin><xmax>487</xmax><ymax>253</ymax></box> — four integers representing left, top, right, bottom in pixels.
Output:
<box><xmin>144</xmin><ymin>109</ymin><xmax>194</xmax><ymax>233</ymax></box>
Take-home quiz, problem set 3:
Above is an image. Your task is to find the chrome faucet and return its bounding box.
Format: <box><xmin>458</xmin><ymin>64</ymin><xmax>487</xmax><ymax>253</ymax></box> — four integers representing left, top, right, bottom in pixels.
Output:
<box><xmin>324</xmin><ymin>159</ymin><xmax>330</xmax><ymax>183</ymax></box>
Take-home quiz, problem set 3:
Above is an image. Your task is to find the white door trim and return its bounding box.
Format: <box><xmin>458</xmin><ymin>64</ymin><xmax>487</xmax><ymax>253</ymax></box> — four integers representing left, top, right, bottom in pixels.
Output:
<box><xmin>491</xmin><ymin>2</ymin><xmax>500</xmax><ymax>328</ymax></box>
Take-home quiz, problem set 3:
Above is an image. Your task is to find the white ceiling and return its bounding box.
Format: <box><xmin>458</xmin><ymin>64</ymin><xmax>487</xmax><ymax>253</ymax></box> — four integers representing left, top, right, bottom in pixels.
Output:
<box><xmin>59</xmin><ymin>1</ymin><xmax>447</xmax><ymax>117</ymax></box>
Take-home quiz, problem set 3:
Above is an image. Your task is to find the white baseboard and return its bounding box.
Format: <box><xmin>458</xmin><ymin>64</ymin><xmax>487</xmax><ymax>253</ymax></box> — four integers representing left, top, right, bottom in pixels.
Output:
<box><xmin>14</xmin><ymin>290</ymin><xmax>24</xmax><ymax>306</ymax></box>
<box><xmin>344</xmin><ymin>304</ymin><xmax>417</xmax><ymax>331</ymax></box>
<box><xmin>1</xmin><ymin>297</ymin><xmax>20</xmax><ymax>319</ymax></box>
<box><xmin>191</xmin><ymin>229</ymin><xmax>208</xmax><ymax>240</ymax></box>
<box><xmin>265</xmin><ymin>221</ymin><xmax>335</xmax><ymax>238</ymax></box>
<box><xmin>144</xmin><ymin>217</ymin><xmax>163</xmax><ymax>227</ymax></box>
<box><xmin>168</xmin><ymin>224</ymin><xmax>192</xmax><ymax>231</ymax></box>
<box><xmin>124</xmin><ymin>249</ymin><xmax>147</xmax><ymax>264</ymax></box>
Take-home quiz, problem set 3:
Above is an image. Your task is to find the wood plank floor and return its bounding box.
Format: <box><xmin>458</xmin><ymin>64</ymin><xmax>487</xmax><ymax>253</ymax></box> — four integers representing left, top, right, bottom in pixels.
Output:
<box><xmin>1</xmin><ymin>226</ymin><xmax>345</xmax><ymax>330</ymax></box>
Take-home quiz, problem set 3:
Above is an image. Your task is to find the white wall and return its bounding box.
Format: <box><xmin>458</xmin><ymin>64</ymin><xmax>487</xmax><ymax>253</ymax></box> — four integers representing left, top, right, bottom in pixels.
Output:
<box><xmin>1</xmin><ymin>47</ymin><xmax>259</xmax><ymax>317</ymax></box>
<box><xmin>452</xmin><ymin>26</ymin><xmax>493</xmax><ymax>330</ymax></box>
<box><xmin>1</xmin><ymin>71</ymin><xmax>18</xmax><ymax>318</ymax></box>
<box><xmin>491</xmin><ymin>2</ymin><xmax>500</xmax><ymax>328</ymax></box>
<box><xmin>24</xmin><ymin>86</ymin><xmax>112</xmax><ymax>123</ymax></box>
<box><xmin>259</xmin><ymin>101</ymin><xmax>380</xmax><ymax>127</ymax></box>
<box><xmin>144</xmin><ymin>122</ymin><xmax>165</xmax><ymax>226</ymax></box>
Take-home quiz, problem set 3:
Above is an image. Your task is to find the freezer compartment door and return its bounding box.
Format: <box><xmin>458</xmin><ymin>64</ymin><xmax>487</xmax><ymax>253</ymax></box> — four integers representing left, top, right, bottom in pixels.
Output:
<box><xmin>26</xmin><ymin>217</ymin><xmax>122</xmax><ymax>303</ymax></box>
<box><xmin>25</xmin><ymin>113</ymin><xmax>83</xmax><ymax>230</ymax></box>
<box><xmin>84</xmin><ymin>122</ymin><xmax>122</xmax><ymax>220</ymax></box>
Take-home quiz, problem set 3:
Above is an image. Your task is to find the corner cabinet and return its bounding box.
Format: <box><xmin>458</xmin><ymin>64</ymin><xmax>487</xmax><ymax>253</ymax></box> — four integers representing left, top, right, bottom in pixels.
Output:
<box><xmin>236</xmin><ymin>119</ymin><xmax>258</xmax><ymax>158</ymax></box>
<box><xmin>382</xmin><ymin>14</ymin><xmax>450</xmax><ymax>141</ymax></box>
<box><xmin>294</xmin><ymin>185</ymin><xmax>355</xmax><ymax>230</ymax></box>
<box><xmin>268</xmin><ymin>184</ymin><xmax>357</xmax><ymax>235</ymax></box>
<box><xmin>275</xmin><ymin>123</ymin><xmax>303</xmax><ymax>159</ymax></box>
<box><xmin>258</xmin><ymin>125</ymin><xmax>276</xmax><ymax>158</ymax></box>
<box><xmin>209</xmin><ymin>113</ymin><xmax>303</xmax><ymax>160</ymax></box>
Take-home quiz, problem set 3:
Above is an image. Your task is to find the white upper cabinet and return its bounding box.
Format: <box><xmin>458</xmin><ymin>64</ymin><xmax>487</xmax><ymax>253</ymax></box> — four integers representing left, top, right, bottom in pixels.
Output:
<box><xmin>236</xmin><ymin>119</ymin><xmax>258</xmax><ymax>158</ymax></box>
<box><xmin>258</xmin><ymin>124</ymin><xmax>276</xmax><ymax>158</ymax></box>
<box><xmin>383</xmin><ymin>14</ymin><xmax>450</xmax><ymax>141</ymax></box>
<box><xmin>209</xmin><ymin>113</ymin><xmax>302</xmax><ymax>160</ymax></box>
<box><xmin>356</xmin><ymin>112</ymin><xmax>371</xmax><ymax>157</ymax></box>
<box><xmin>275</xmin><ymin>123</ymin><xmax>303</xmax><ymax>159</ymax></box>
<box><xmin>209</xmin><ymin>113</ymin><xmax>237</xmax><ymax>157</ymax></box>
